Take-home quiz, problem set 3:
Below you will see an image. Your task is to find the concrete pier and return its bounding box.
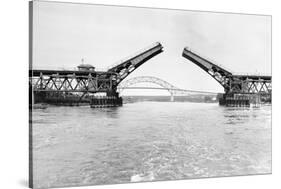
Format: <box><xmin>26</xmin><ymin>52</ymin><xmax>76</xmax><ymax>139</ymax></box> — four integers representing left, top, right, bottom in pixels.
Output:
<box><xmin>90</xmin><ymin>96</ymin><xmax>122</xmax><ymax>108</ymax></box>
<box><xmin>219</xmin><ymin>93</ymin><xmax>267</xmax><ymax>107</ymax></box>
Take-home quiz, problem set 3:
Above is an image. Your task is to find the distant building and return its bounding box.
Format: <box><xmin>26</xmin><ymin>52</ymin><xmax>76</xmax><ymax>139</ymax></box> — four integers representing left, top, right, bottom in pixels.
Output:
<box><xmin>77</xmin><ymin>64</ymin><xmax>95</xmax><ymax>71</ymax></box>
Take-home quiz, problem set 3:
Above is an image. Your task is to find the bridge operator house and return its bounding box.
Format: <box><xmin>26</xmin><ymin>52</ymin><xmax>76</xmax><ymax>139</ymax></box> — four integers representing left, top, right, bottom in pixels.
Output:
<box><xmin>29</xmin><ymin>1</ymin><xmax>272</xmax><ymax>189</ymax></box>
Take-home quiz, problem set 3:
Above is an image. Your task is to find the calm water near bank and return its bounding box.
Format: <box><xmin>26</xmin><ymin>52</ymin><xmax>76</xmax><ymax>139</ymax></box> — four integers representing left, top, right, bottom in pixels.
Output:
<box><xmin>32</xmin><ymin>102</ymin><xmax>271</xmax><ymax>188</ymax></box>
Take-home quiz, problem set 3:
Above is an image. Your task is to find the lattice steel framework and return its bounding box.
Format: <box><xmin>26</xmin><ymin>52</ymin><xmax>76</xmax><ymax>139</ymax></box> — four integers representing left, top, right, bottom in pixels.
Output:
<box><xmin>30</xmin><ymin>70</ymin><xmax>117</xmax><ymax>93</ymax></box>
<box><xmin>108</xmin><ymin>42</ymin><xmax>163</xmax><ymax>85</ymax></box>
<box><xmin>182</xmin><ymin>47</ymin><xmax>272</xmax><ymax>94</ymax></box>
<box><xmin>229</xmin><ymin>75</ymin><xmax>272</xmax><ymax>94</ymax></box>
<box><xmin>30</xmin><ymin>42</ymin><xmax>164</xmax><ymax>95</ymax></box>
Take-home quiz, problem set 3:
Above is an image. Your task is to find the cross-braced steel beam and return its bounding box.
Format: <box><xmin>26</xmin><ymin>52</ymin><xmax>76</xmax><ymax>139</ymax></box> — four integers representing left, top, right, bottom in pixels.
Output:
<box><xmin>30</xmin><ymin>42</ymin><xmax>164</xmax><ymax>95</ymax></box>
<box><xmin>182</xmin><ymin>47</ymin><xmax>272</xmax><ymax>95</ymax></box>
<box><xmin>108</xmin><ymin>42</ymin><xmax>163</xmax><ymax>85</ymax></box>
<box><xmin>30</xmin><ymin>70</ymin><xmax>117</xmax><ymax>93</ymax></box>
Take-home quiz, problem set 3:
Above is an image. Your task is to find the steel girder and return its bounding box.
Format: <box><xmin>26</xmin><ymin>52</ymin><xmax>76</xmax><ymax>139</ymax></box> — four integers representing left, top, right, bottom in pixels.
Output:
<box><xmin>229</xmin><ymin>77</ymin><xmax>272</xmax><ymax>94</ymax></box>
<box><xmin>108</xmin><ymin>42</ymin><xmax>163</xmax><ymax>85</ymax></box>
<box><xmin>30</xmin><ymin>42</ymin><xmax>164</xmax><ymax>94</ymax></box>
<box><xmin>182</xmin><ymin>47</ymin><xmax>272</xmax><ymax>94</ymax></box>
<box><xmin>30</xmin><ymin>72</ymin><xmax>117</xmax><ymax>93</ymax></box>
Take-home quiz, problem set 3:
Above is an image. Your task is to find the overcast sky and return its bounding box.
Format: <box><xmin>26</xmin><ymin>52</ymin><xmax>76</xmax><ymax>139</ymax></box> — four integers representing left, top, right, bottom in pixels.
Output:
<box><xmin>32</xmin><ymin>1</ymin><xmax>271</xmax><ymax>94</ymax></box>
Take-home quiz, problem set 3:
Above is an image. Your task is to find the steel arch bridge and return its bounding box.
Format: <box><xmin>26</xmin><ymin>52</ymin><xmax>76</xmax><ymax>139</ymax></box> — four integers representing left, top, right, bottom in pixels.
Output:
<box><xmin>118</xmin><ymin>76</ymin><xmax>218</xmax><ymax>101</ymax></box>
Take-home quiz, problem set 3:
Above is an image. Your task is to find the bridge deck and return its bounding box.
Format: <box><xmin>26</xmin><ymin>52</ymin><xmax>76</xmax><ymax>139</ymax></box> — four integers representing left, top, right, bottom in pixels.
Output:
<box><xmin>119</xmin><ymin>87</ymin><xmax>218</xmax><ymax>94</ymax></box>
<box><xmin>232</xmin><ymin>75</ymin><xmax>271</xmax><ymax>80</ymax></box>
<box><xmin>182</xmin><ymin>47</ymin><xmax>271</xmax><ymax>80</ymax></box>
<box><xmin>108</xmin><ymin>42</ymin><xmax>163</xmax><ymax>84</ymax></box>
<box><xmin>30</xmin><ymin>69</ymin><xmax>116</xmax><ymax>77</ymax></box>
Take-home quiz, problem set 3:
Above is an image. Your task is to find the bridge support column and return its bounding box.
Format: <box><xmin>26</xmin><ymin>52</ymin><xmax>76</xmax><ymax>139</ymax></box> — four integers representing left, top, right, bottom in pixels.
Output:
<box><xmin>170</xmin><ymin>93</ymin><xmax>174</xmax><ymax>102</ymax></box>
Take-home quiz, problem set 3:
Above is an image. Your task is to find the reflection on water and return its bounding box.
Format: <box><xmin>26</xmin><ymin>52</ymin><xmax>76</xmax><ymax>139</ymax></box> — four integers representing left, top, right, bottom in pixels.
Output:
<box><xmin>32</xmin><ymin>102</ymin><xmax>271</xmax><ymax>188</ymax></box>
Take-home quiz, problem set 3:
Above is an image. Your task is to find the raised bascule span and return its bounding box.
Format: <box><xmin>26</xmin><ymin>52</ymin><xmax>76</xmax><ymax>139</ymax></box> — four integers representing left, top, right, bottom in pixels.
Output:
<box><xmin>30</xmin><ymin>42</ymin><xmax>163</xmax><ymax>93</ymax></box>
<box><xmin>29</xmin><ymin>42</ymin><xmax>163</xmax><ymax>106</ymax></box>
<box><xmin>182</xmin><ymin>47</ymin><xmax>272</xmax><ymax>106</ymax></box>
<box><xmin>108</xmin><ymin>42</ymin><xmax>163</xmax><ymax>85</ymax></box>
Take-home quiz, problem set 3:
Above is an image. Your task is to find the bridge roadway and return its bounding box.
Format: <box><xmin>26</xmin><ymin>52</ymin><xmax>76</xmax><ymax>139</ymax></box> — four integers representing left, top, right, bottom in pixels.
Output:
<box><xmin>30</xmin><ymin>69</ymin><xmax>116</xmax><ymax>77</ymax></box>
<box><xmin>117</xmin><ymin>76</ymin><xmax>218</xmax><ymax>102</ymax></box>
<box><xmin>119</xmin><ymin>87</ymin><xmax>218</xmax><ymax>95</ymax></box>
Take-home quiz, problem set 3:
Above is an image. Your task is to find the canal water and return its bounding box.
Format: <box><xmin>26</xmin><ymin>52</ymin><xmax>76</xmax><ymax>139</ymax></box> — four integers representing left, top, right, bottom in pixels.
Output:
<box><xmin>31</xmin><ymin>102</ymin><xmax>271</xmax><ymax>188</ymax></box>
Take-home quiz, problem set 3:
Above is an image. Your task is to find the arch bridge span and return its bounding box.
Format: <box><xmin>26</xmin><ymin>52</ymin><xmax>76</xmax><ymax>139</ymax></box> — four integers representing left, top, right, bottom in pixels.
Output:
<box><xmin>118</xmin><ymin>76</ymin><xmax>218</xmax><ymax>102</ymax></box>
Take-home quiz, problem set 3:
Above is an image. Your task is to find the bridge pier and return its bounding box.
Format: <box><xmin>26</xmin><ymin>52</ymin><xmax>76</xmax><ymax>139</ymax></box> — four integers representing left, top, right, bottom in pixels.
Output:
<box><xmin>89</xmin><ymin>90</ymin><xmax>123</xmax><ymax>108</ymax></box>
<box><xmin>182</xmin><ymin>47</ymin><xmax>271</xmax><ymax>107</ymax></box>
<box><xmin>218</xmin><ymin>92</ymin><xmax>271</xmax><ymax>107</ymax></box>
<box><xmin>170</xmin><ymin>93</ymin><xmax>174</xmax><ymax>102</ymax></box>
<box><xmin>30</xmin><ymin>42</ymin><xmax>163</xmax><ymax>107</ymax></box>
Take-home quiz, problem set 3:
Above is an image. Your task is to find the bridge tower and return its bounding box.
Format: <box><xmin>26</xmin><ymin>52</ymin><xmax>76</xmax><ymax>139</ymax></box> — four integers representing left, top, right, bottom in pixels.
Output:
<box><xmin>182</xmin><ymin>47</ymin><xmax>271</xmax><ymax>106</ymax></box>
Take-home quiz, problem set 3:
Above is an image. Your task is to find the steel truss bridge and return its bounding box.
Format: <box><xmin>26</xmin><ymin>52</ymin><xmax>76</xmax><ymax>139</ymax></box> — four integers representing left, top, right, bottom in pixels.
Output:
<box><xmin>182</xmin><ymin>47</ymin><xmax>272</xmax><ymax>96</ymax></box>
<box><xmin>29</xmin><ymin>42</ymin><xmax>271</xmax><ymax>104</ymax></box>
<box><xmin>118</xmin><ymin>76</ymin><xmax>217</xmax><ymax>101</ymax></box>
<box><xmin>30</xmin><ymin>42</ymin><xmax>163</xmax><ymax>98</ymax></box>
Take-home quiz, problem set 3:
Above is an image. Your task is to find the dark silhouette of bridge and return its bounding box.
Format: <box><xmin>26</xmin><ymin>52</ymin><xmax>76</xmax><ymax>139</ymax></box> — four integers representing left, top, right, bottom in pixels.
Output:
<box><xmin>30</xmin><ymin>42</ymin><xmax>163</xmax><ymax>101</ymax></box>
<box><xmin>118</xmin><ymin>76</ymin><xmax>217</xmax><ymax>102</ymax></box>
<box><xmin>29</xmin><ymin>42</ymin><xmax>271</xmax><ymax>106</ymax></box>
<box><xmin>182</xmin><ymin>47</ymin><xmax>271</xmax><ymax>105</ymax></box>
<box><xmin>182</xmin><ymin>47</ymin><xmax>271</xmax><ymax>94</ymax></box>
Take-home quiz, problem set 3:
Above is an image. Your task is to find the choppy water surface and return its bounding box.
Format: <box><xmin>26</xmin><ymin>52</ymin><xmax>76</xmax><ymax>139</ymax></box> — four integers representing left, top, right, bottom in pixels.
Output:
<box><xmin>32</xmin><ymin>102</ymin><xmax>271</xmax><ymax>188</ymax></box>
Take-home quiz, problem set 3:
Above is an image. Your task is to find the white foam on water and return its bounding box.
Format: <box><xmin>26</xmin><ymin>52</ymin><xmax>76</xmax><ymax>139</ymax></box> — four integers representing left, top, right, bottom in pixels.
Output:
<box><xmin>130</xmin><ymin>172</ymin><xmax>155</xmax><ymax>182</ymax></box>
